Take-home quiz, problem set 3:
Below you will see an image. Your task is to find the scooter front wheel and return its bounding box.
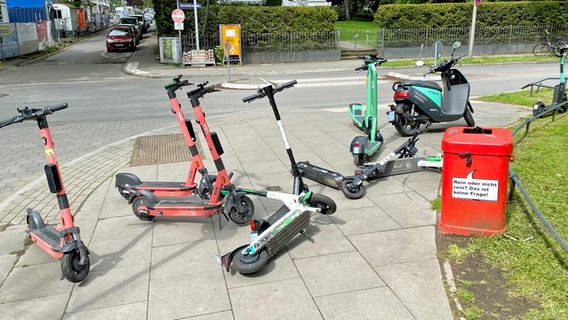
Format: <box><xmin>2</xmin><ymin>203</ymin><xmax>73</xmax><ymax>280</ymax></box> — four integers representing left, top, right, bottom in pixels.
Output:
<box><xmin>131</xmin><ymin>196</ymin><xmax>155</xmax><ymax>221</ymax></box>
<box><xmin>61</xmin><ymin>249</ymin><xmax>90</xmax><ymax>283</ymax></box>
<box><xmin>228</xmin><ymin>195</ymin><xmax>255</xmax><ymax>225</ymax></box>
<box><xmin>464</xmin><ymin>104</ymin><xmax>475</xmax><ymax>127</ymax></box>
<box><xmin>341</xmin><ymin>177</ymin><xmax>365</xmax><ymax>199</ymax></box>
<box><xmin>308</xmin><ymin>193</ymin><xmax>337</xmax><ymax>215</ymax></box>
<box><xmin>233</xmin><ymin>249</ymin><xmax>268</xmax><ymax>275</ymax></box>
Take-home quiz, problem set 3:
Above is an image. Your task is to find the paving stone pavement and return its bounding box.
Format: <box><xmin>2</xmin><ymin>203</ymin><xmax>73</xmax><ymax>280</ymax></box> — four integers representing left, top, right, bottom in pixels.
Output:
<box><xmin>0</xmin><ymin>33</ymin><xmax>533</xmax><ymax>319</ymax></box>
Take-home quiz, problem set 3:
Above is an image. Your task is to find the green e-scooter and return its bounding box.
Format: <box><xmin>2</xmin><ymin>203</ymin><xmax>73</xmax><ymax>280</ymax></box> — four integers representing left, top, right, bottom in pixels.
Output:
<box><xmin>533</xmin><ymin>42</ymin><xmax>568</xmax><ymax>116</ymax></box>
<box><xmin>348</xmin><ymin>55</ymin><xmax>388</xmax><ymax>166</ymax></box>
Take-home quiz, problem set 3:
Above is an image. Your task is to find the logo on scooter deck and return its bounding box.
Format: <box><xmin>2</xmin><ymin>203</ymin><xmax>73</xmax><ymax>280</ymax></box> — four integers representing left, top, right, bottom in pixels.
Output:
<box><xmin>252</xmin><ymin>209</ymin><xmax>302</xmax><ymax>251</ymax></box>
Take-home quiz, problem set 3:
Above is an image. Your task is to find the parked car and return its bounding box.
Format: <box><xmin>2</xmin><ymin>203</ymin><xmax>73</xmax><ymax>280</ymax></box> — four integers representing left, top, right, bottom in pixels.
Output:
<box><xmin>130</xmin><ymin>14</ymin><xmax>149</xmax><ymax>34</ymax></box>
<box><xmin>118</xmin><ymin>16</ymin><xmax>142</xmax><ymax>41</ymax></box>
<box><xmin>106</xmin><ymin>26</ymin><xmax>137</xmax><ymax>52</ymax></box>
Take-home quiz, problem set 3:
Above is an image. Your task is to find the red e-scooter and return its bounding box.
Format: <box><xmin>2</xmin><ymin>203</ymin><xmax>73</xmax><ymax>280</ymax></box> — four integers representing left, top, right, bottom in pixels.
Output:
<box><xmin>0</xmin><ymin>104</ymin><xmax>90</xmax><ymax>282</ymax></box>
<box><xmin>115</xmin><ymin>75</ymin><xmax>202</xmax><ymax>199</ymax></box>
<box><xmin>127</xmin><ymin>82</ymin><xmax>255</xmax><ymax>226</ymax></box>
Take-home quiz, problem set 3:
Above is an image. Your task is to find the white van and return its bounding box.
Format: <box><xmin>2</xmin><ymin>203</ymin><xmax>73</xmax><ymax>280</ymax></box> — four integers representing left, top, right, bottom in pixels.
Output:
<box><xmin>53</xmin><ymin>4</ymin><xmax>78</xmax><ymax>37</ymax></box>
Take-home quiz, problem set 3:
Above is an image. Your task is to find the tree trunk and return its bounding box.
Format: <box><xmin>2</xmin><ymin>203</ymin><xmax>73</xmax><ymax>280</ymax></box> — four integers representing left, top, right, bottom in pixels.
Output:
<box><xmin>344</xmin><ymin>0</ymin><xmax>350</xmax><ymax>20</ymax></box>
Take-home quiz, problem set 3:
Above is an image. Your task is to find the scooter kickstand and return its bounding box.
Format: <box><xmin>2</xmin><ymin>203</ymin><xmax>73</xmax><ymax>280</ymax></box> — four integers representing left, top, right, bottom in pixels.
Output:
<box><xmin>299</xmin><ymin>229</ymin><xmax>314</xmax><ymax>243</ymax></box>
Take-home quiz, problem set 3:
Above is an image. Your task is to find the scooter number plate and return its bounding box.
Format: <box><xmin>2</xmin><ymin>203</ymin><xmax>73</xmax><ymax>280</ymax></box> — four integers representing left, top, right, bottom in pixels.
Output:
<box><xmin>387</xmin><ymin>111</ymin><xmax>395</xmax><ymax>123</ymax></box>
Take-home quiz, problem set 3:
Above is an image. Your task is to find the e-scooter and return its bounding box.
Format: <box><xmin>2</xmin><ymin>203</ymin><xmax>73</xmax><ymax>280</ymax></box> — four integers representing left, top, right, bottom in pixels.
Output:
<box><xmin>127</xmin><ymin>82</ymin><xmax>254</xmax><ymax>226</ymax></box>
<box><xmin>216</xmin><ymin>81</ymin><xmax>337</xmax><ymax>275</ymax></box>
<box><xmin>0</xmin><ymin>104</ymin><xmax>90</xmax><ymax>282</ymax></box>
<box><xmin>348</xmin><ymin>55</ymin><xmax>388</xmax><ymax>165</ymax></box>
<box><xmin>341</xmin><ymin>131</ymin><xmax>421</xmax><ymax>199</ymax></box>
<box><xmin>115</xmin><ymin>75</ymin><xmax>202</xmax><ymax>199</ymax></box>
<box><xmin>387</xmin><ymin>42</ymin><xmax>475</xmax><ymax>136</ymax></box>
<box><xmin>532</xmin><ymin>43</ymin><xmax>568</xmax><ymax>116</ymax></box>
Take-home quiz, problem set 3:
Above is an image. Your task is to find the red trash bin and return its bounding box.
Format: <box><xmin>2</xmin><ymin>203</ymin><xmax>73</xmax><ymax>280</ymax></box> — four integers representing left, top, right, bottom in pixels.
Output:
<box><xmin>439</xmin><ymin>127</ymin><xmax>513</xmax><ymax>236</ymax></box>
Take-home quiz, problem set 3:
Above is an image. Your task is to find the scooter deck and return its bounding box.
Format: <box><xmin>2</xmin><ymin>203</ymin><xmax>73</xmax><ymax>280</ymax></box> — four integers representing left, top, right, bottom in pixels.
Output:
<box><xmin>297</xmin><ymin>161</ymin><xmax>344</xmax><ymax>189</ymax></box>
<box><xmin>263</xmin><ymin>206</ymin><xmax>311</xmax><ymax>258</ymax></box>
<box><xmin>28</xmin><ymin>224</ymin><xmax>62</xmax><ymax>249</ymax></box>
<box><xmin>355</xmin><ymin>157</ymin><xmax>427</xmax><ymax>178</ymax></box>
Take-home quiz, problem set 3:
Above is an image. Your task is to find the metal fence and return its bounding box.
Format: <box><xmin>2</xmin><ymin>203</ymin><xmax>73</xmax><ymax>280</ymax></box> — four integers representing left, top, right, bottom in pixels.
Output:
<box><xmin>178</xmin><ymin>24</ymin><xmax>568</xmax><ymax>54</ymax></box>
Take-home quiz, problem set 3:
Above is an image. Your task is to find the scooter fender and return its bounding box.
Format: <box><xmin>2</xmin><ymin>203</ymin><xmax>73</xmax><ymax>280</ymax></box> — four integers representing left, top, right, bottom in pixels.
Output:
<box><xmin>218</xmin><ymin>244</ymin><xmax>249</xmax><ymax>272</ymax></box>
<box><xmin>350</xmin><ymin>136</ymin><xmax>367</xmax><ymax>155</ymax></box>
<box><xmin>127</xmin><ymin>189</ymin><xmax>158</xmax><ymax>205</ymax></box>
<box><xmin>115</xmin><ymin>172</ymin><xmax>142</xmax><ymax>188</ymax></box>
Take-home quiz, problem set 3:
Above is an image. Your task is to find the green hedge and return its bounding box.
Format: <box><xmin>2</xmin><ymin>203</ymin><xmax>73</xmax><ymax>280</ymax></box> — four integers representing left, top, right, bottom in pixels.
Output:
<box><xmin>155</xmin><ymin>4</ymin><xmax>337</xmax><ymax>36</ymax></box>
<box><xmin>374</xmin><ymin>1</ymin><xmax>568</xmax><ymax>29</ymax></box>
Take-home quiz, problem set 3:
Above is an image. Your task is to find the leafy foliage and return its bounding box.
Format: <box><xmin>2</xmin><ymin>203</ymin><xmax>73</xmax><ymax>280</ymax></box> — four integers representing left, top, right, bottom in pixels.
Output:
<box><xmin>374</xmin><ymin>1</ymin><xmax>568</xmax><ymax>29</ymax></box>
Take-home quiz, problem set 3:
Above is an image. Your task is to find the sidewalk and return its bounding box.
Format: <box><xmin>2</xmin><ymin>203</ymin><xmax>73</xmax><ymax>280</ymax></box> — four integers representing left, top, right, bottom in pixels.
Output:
<box><xmin>0</xmin><ymin>32</ymin><xmax>532</xmax><ymax>320</ymax></box>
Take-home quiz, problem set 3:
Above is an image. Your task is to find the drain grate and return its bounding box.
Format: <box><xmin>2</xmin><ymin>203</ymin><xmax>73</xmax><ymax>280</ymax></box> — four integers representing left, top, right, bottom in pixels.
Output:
<box><xmin>129</xmin><ymin>133</ymin><xmax>204</xmax><ymax>167</ymax></box>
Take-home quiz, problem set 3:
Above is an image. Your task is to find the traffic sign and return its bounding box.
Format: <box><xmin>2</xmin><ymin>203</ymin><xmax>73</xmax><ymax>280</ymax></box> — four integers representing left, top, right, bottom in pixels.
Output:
<box><xmin>171</xmin><ymin>9</ymin><xmax>185</xmax><ymax>23</ymax></box>
<box><xmin>179</xmin><ymin>3</ymin><xmax>202</xmax><ymax>9</ymax></box>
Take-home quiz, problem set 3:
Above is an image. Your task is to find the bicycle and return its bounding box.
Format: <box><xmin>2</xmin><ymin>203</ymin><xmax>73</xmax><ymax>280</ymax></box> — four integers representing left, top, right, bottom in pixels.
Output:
<box><xmin>533</xmin><ymin>29</ymin><xmax>567</xmax><ymax>56</ymax></box>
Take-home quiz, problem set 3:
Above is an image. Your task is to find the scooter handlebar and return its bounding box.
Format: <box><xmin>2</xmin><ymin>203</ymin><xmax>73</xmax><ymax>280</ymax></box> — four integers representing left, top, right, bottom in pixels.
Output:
<box><xmin>242</xmin><ymin>80</ymin><xmax>297</xmax><ymax>103</ymax></box>
<box><xmin>0</xmin><ymin>103</ymin><xmax>68</xmax><ymax>128</ymax></box>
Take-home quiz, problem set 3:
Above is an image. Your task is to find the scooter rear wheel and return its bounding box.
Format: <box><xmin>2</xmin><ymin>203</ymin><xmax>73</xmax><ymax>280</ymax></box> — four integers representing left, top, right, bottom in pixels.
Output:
<box><xmin>117</xmin><ymin>186</ymin><xmax>130</xmax><ymax>200</ymax></box>
<box><xmin>341</xmin><ymin>177</ymin><xmax>365</xmax><ymax>199</ymax></box>
<box><xmin>61</xmin><ymin>249</ymin><xmax>90</xmax><ymax>283</ymax></box>
<box><xmin>131</xmin><ymin>196</ymin><xmax>155</xmax><ymax>221</ymax></box>
<box><xmin>233</xmin><ymin>249</ymin><xmax>268</xmax><ymax>275</ymax></box>
<box><xmin>228</xmin><ymin>195</ymin><xmax>255</xmax><ymax>225</ymax></box>
<box><xmin>308</xmin><ymin>193</ymin><xmax>337</xmax><ymax>215</ymax></box>
<box><xmin>353</xmin><ymin>153</ymin><xmax>365</xmax><ymax>166</ymax></box>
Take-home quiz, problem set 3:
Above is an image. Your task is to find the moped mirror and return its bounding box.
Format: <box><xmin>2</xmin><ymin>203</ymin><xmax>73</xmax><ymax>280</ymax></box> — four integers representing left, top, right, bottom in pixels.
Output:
<box><xmin>416</xmin><ymin>60</ymin><xmax>424</xmax><ymax>67</ymax></box>
<box><xmin>453</xmin><ymin>42</ymin><xmax>462</xmax><ymax>50</ymax></box>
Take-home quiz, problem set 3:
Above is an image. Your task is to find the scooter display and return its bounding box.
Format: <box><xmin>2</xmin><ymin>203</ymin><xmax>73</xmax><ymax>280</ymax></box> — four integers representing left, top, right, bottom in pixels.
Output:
<box><xmin>0</xmin><ymin>104</ymin><xmax>90</xmax><ymax>282</ymax></box>
<box><xmin>126</xmin><ymin>82</ymin><xmax>254</xmax><ymax>226</ymax></box>
<box><xmin>532</xmin><ymin>43</ymin><xmax>568</xmax><ymax>116</ymax></box>
<box><xmin>387</xmin><ymin>42</ymin><xmax>475</xmax><ymax>136</ymax></box>
<box><xmin>115</xmin><ymin>75</ymin><xmax>202</xmax><ymax>199</ymax></box>
<box><xmin>216</xmin><ymin>81</ymin><xmax>337</xmax><ymax>275</ymax></box>
<box><xmin>348</xmin><ymin>55</ymin><xmax>388</xmax><ymax>165</ymax></box>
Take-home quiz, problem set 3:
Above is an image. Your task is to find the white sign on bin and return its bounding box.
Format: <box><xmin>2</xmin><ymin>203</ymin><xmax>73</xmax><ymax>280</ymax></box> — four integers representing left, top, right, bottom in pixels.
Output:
<box><xmin>452</xmin><ymin>171</ymin><xmax>499</xmax><ymax>202</ymax></box>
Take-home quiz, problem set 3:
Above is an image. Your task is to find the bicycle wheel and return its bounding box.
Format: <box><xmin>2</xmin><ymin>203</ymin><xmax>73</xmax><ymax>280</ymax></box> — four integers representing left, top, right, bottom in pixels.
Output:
<box><xmin>533</xmin><ymin>43</ymin><xmax>550</xmax><ymax>56</ymax></box>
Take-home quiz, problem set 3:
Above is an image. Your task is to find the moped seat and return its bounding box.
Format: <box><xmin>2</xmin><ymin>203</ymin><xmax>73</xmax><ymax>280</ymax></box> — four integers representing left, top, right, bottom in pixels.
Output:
<box><xmin>401</xmin><ymin>80</ymin><xmax>442</xmax><ymax>91</ymax></box>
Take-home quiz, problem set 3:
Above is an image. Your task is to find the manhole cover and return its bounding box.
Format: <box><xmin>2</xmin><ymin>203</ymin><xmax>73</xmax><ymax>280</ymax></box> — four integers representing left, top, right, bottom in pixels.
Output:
<box><xmin>129</xmin><ymin>133</ymin><xmax>204</xmax><ymax>166</ymax></box>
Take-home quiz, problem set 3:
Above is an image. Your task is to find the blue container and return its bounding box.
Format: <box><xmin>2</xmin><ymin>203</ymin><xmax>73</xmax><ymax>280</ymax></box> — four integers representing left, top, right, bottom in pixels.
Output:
<box><xmin>7</xmin><ymin>7</ymin><xmax>47</xmax><ymax>22</ymax></box>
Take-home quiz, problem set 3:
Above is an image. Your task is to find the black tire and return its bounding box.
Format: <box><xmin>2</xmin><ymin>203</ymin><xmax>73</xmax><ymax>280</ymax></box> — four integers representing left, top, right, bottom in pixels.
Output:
<box><xmin>61</xmin><ymin>249</ymin><xmax>90</xmax><ymax>283</ymax></box>
<box><xmin>394</xmin><ymin>107</ymin><xmax>421</xmax><ymax>137</ymax></box>
<box><xmin>131</xmin><ymin>196</ymin><xmax>155</xmax><ymax>221</ymax></box>
<box><xmin>464</xmin><ymin>105</ymin><xmax>475</xmax><ymax>127</ymax></box>
<box><xmin>308</xmin><ymin>193</ymin><xmax>337</xmax><ymax>215</ymax></box>
<box><xmin>533</xmin><ymin>43</ymin><xmax>550</xmax><ymax>56</ymax></box>
<box><xmin>233</xmin><ymin>249</ymin><xmax>269</xmax><ymax>275</ymax></box>
<box><xmin>228</xmin><ymin>195</ymin><xmax>255</xmax><ymax>225</ymax></box>
<box><xmin>353</xmin><ymin>153</ymin><xmax>365</xmax><ymax>166</ymax></box>
<box><xmin>117</xmin><ymin>186</ymin><xmax>129</xmax><ymax>199</ymax></box>
<box><xmin>341</xmin><ymin>177</ymin><xmax>365</xmax><ymax>200</ymax></box>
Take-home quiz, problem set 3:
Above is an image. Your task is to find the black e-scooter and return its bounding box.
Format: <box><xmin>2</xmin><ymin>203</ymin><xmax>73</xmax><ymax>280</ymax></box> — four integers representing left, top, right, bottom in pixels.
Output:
<box><xmin>0</xmin><ymin>104</ymin><xmax>90</xmax><ymax>282</ymax></box>
<box><xmin>217</xmin><ymin>81</ymin><xmax>336</xmax><ymax>275</ymax></box>
<box><xmin>532</xmin><ymin>43</ymin><xmax>568</xmax><ymax>116</ymax></box>
<box><xmin>387</xmin><ymin>41</ymin><xmax>475</xmax><ymax>136</ymax></box>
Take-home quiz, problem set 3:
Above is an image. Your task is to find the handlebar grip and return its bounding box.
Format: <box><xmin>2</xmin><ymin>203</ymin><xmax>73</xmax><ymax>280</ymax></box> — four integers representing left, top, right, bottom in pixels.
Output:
<box><xmin>243</xmin><ymin>92</ymin><xmax>263</xmax><ymax>103</ymax></box>
<box><xmin>205</xmin><ymin>85</ymin><xmax>219</xmax><ymax>93</ymax></box>
<box><xmin>47</xmin><ymin>103</ymin><xmax>68</xmax><ymax>113</ymax></box>
<box><xmin>355</xmin><ymin>65</ymin><xmax>366</xmax><ymax>71</ymax></box>
<box><xmin>274</xmin><ymin>80</ymin><xmax>297</xmax><ymax>92</ymax></box>
<box><xmin>0</xmin><ymin>116</ymin><xmax>19</xmax><ymax>129</ymax></box>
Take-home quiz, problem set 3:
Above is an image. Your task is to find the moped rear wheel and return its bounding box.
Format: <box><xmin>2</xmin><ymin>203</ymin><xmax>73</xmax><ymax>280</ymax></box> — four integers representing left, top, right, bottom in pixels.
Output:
<box><xmin>353</xmin><ymin>153</ymin><xmax>365</xmax><ymax>166</ymax></box>
<box><xmin>233</xmin><ymin>249</ymin><xmax>268</xmax><ymax>275</ymax></box>
<box><xmin>394</xmin><ymin>107</ymin><xmax>421</xmax><ymax>137</ymax></box>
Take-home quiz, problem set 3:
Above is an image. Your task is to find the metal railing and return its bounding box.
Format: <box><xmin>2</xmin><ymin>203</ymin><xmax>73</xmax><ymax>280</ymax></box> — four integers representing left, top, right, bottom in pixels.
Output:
<box><xmin>177</xmin><ymin>24</ymin><xmax>568</xmax><ymax>54</ymax></box>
